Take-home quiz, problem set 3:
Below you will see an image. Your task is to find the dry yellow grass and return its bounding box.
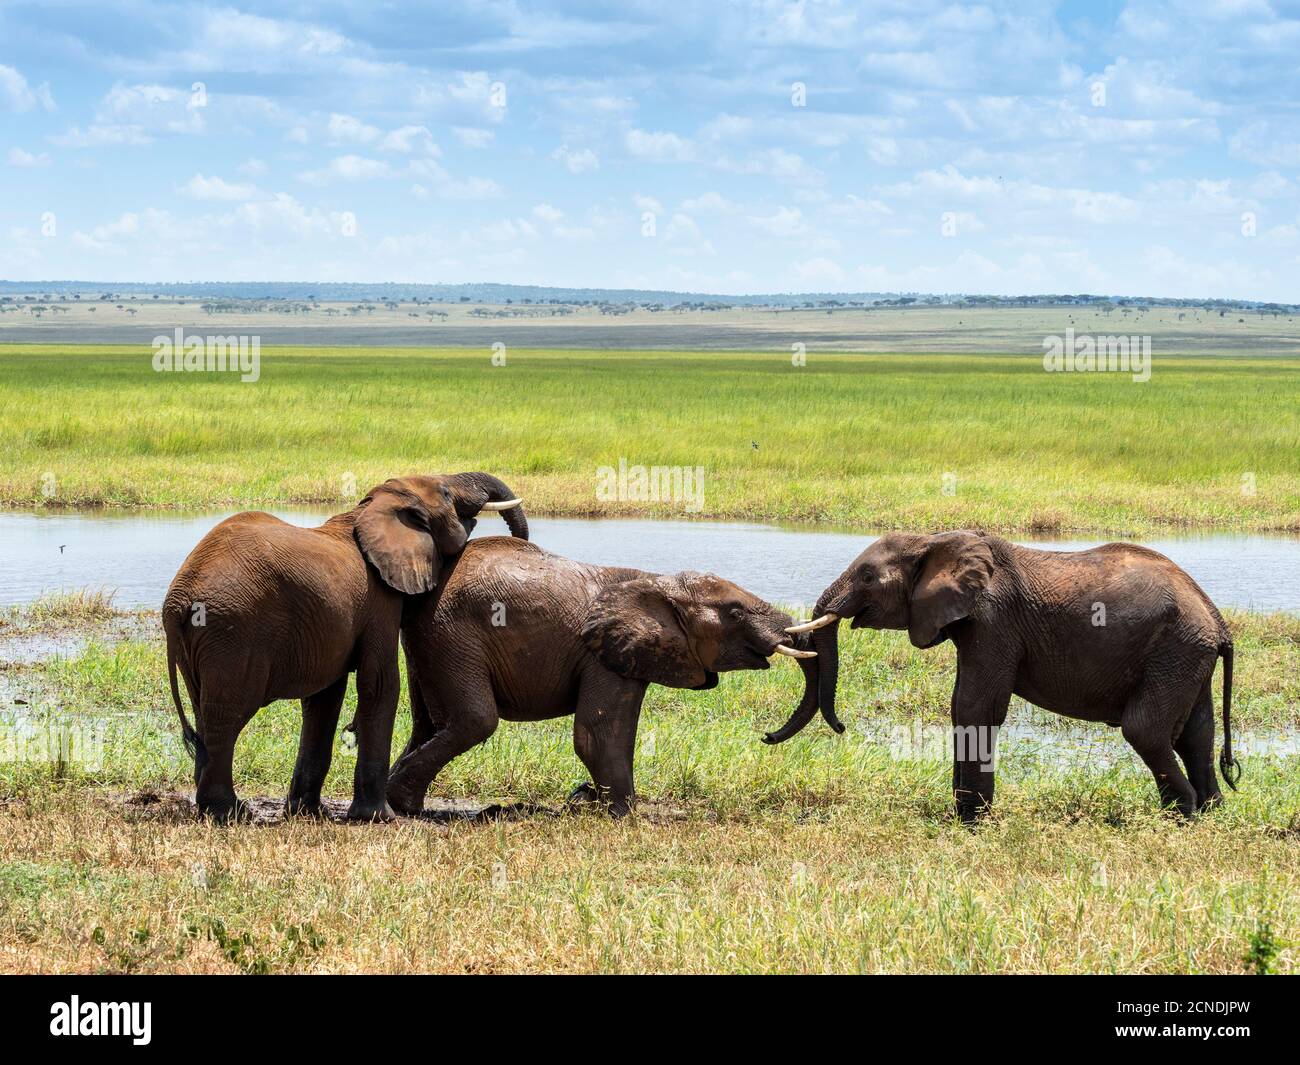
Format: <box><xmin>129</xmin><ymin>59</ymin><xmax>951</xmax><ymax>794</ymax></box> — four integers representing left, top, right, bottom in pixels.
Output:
<box><xmin>2</xmin><ymin>788</ymin><xmax>1296</xmax><ymax>974</ymax></box>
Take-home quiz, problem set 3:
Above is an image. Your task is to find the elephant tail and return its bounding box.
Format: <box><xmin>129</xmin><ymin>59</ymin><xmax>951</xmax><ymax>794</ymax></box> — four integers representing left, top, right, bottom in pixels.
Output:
<box><xmin>166</xmin><ymin>625</ymin><xmax>205</xmax><ymax>768</ymax></box>
<box><xmin>1218</xmin><ymin>640</ymin><xmax>1241</xmax><ymax>791</ymax></box>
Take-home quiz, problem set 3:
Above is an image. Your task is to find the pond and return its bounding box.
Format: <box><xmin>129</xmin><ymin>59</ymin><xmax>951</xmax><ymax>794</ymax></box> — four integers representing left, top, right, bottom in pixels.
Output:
<box><xmin>1</xmin><ymin>508</ymin><xmax>1298</xmax><ymax>612</ymax></box>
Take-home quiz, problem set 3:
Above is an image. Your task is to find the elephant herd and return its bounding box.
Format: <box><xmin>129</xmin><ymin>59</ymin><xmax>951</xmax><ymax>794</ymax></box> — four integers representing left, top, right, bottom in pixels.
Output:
<box><xmin>164</xmin><ymin>470</ymin><xmax>1240</xmax><ymax>825</ymax></box>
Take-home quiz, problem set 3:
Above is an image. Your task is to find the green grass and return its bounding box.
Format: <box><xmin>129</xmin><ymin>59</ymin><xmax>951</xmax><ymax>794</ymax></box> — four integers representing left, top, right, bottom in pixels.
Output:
<box><xmin>2</xmin><ymin>611</ymin><xmax>1297</xmax><ymax>972</ymax></box>
<box><xmin>2</xmin><ymin>344</ymin><xmax>1298</xmax><ymax>533</ymax></box>
<box><xmin>15</xmin><ymin>588</ymin><xmax>120</xmax><ymax>624</ymax></box>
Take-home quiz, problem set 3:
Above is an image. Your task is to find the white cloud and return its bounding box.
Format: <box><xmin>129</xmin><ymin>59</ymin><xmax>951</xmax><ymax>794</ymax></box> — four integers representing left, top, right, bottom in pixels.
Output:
<box><xmin>380</xmin><ymin>125</ymin><xmax>439</xmax><ymax>155</ymax></box>
<box><xmin>717</xmin><ymin>148</ymin><xmax>822</xmax><ymax>184</ymax></box>
<box><xmin>7</xmin><ymin>147</ymin><xmax>50</xmax><ymax>168</ymax></box>
<box><xmin>625</xmin><ymin>129</ymin><xmax>694</xmax><ymax>162</ymax></box>
<box><xmin>747</xmin><ymin>206</ymin><xmax>807</xmax><ymax>238</ymax></box>
<box><xmin>792</xmin><ymin>257</ymin><xmax>847</xmax><ymax>284</ymax></box>
<box><xmin>50</xmin><ymin>124</ymin><xmax>152</xmax><ymax>147</ymax></box>
<box><xmin>181</xmin><ymin>174</ymin><xmax>259</xmax><ymax>201</ymax></box>
<box><xmin>453</xmin><ymin>126</ymin><xmax>494</xmax><ymax>148</ymax></box>
<box><xmin>0</xmin><ymin>64</ymin><xmax>55</xmax><ymax>112</ymax></box>
<box><xmin>1229</xmin><ymin>121</ymin><xmax>1300</xmax><ymax>168</ymax></box>
<box><xmin>328</xmin><ymin>113</ymin><xmax>381</xmax><ymax>145</ymax></box>
<box><xmin>299</xmin><ymin>154</ymin><xmax>391</xmax><ymax>185</ymax></box>
<box><xmin>679</xmin><ymin>191</ymin><xmax>739</xmax><ymax>215</ymax></box>
<box><xmin>552</xmin><ymin>144</ymin><xmax>599</xmax><ymax>173</ymax></box>
<box><xmin>72</xmin><ymin>209</ymin><xmax>173</xmax><ymax>251</ymax></box>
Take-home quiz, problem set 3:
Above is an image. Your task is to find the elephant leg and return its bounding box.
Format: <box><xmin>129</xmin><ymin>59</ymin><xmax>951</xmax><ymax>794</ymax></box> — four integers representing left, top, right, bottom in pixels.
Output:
<box><xmin>195</xmin><ymin>697</ymin><xmax>259</xmax><ymax>824</ymax></box>
<box><xmin>1121</xmin><ymin>675</ymin><xmax>1200</xmax><ymax>819</ymax></box>
<box><xmin>286</xmin><ymin>675</ymin><xmax>347</xmax><ymax>817</ymax></box>
<box><xmin>1173</xmin><ymin>680</ymin><xmax>1221</xmax><ymax>813</ymax></box>
<box><xmin>950</xmin><ymin>658</ymin><xmax>1013</xmax><ymax>825</ymax></box>
<box><xmin>347</xmin><ymin>646</ymin><xmax>401</xmax><ymax>822</ymax></box>
<box><xmin>395</xmin><ymin>654</ymin><xmax>441</xmax><ymax>765</ymax></box>
<box><xmin>386</xmin><ymin>679</ymin><xmax>499</xmax><ymax>817</ymax></box>
<box><xmin>571</xmin><ymin>671</ymin><xmax>647</xmax><ymax>818</ymax></box>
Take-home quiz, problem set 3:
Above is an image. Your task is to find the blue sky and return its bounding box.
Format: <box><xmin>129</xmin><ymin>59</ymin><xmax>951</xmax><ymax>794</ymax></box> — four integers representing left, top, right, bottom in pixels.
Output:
<box><xmin>2</xmin><ymin>0</ymin><xmax>1299</xmax><ymax>298</ymax></box>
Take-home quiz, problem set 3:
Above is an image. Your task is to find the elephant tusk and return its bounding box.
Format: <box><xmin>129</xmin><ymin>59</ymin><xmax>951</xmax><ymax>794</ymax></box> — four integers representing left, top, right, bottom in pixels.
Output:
<box><xmin>784</xmin><ymin>612</ymin><xmax>838</xmax><ymax>635</ymax></box>
<box><xmin>773</xmin><ymin>644</ymin><xmax>817</xmax><ymax>659</ymax></box>
<box><xmin>479</xmin><ymin>498</ymin><xmax>523</xmax><ymax>511</ymax></box>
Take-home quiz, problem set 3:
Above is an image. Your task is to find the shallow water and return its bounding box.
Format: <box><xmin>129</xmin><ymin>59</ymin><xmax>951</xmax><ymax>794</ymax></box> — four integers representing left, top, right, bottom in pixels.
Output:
<box><xmin>1</xmin><ymin>508</ymin><xmax>1298</xmax><ymax>612</ymax></box>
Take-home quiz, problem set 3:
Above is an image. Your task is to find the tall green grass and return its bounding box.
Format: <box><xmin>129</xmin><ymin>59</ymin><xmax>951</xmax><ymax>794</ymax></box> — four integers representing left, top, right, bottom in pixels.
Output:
<box><xmin>2</xmin><ymin>345</ymin><xmax>1297</xmax><ymax>532</ymax></box>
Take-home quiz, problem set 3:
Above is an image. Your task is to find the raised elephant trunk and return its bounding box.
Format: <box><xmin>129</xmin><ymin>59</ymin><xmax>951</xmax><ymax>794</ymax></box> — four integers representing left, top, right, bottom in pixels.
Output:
<box><xmin>449</xmin><ymin>472</ymin><xmax>530</xmax><ymax>540</ymax></box>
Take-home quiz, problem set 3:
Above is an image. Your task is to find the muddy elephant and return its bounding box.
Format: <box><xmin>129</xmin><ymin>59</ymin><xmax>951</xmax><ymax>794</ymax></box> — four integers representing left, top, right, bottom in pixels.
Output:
<box><xmin>385</xmin><ymin>536</ymin><xmax>817</xmax><ymax>817</ymax></box>
<box><xmin>163</xmin><ymin>472</ymin><xmax>527</xmax><ymax>822</ymax></box>
<box><xmin>767</xmin><ymin>531</ymin><xmax>1240</xmax><ymax>821</ymax></box>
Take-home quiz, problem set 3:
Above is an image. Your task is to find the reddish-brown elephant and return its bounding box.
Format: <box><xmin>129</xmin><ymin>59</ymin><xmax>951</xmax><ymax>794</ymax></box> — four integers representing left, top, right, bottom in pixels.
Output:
<box><xmin>163</xmin><ymin>472</ymin><xmax>526</xmax><ymax>822</ymax></box>
<box><xmin>768</xmin><ymin>531</ymin><xmax>1240</xmax><ymax>822</ymax></box>
<box><xmin>385</xmin><ymin>536</ymin><xmax>817</xmax><ymax>817</ymax></box>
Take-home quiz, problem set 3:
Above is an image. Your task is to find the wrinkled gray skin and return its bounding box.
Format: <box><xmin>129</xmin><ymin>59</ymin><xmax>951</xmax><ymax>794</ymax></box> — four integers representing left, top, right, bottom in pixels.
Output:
<box><xmin>768</xmin><ymin>531</ymin><xmax>1239</xmax><ymax>822</ymax></box>
<box><xmin>163</xmin><ymin>472</ymin><xmax>526</xmax><ymax>823</ymax></box>
<box><xmin>387</xmin><ymin>537</ymin><xmax>814</xmax><ymax>817</ymax></box>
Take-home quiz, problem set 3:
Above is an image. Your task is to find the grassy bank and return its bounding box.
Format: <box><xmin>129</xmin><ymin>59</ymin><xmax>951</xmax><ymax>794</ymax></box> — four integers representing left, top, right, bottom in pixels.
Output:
<box><xmin>2</xmin><ymin>344</ymin><xmax>1298</xmax><ymax>534</ymax></box>
<box><xmin>2</xmin><ymin>604</ymin><xmax>1297</xmax><ymax>973</ymax></box>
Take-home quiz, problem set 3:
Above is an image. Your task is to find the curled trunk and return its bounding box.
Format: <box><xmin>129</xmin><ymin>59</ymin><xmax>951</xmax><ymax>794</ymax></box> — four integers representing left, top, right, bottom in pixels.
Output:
<box><xmin>762</xmin><ymin>651</ymin><xmax>819</xmax><ymax>744</ymax></box>
<box><xmin>762</xmin><ymin>624</ymin><xmax>845</xmax><ymax>744</ymax></box>
<box><xmin>449</xmin><ymin>472</ymin><xmax>529</xmax><ymax>539</ymax></box>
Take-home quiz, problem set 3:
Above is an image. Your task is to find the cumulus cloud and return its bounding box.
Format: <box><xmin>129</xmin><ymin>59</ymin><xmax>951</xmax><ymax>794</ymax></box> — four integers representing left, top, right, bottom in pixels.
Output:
<box><xmin>552</xmin><ymin>145</ymin><xmax>599</xmax><ymax>173</ymax></box>
<box><xmin>625</xmin><ymin>129</ymin><xmax>694</xmax><ymax>163</ymax></box>
<box><xmin>7</xmin><ymin>147</ymin><xmax>50</xmax><ymax>167</ymax></box>
<box><xmin>0</xmin><ymin>64</ymin><xmax>55</xmax><ymax>112</ymax></box>
<box><xmin>180</xmin><ymin>174</ymin><xmax>259</xmax><ymax>201</ymax></box>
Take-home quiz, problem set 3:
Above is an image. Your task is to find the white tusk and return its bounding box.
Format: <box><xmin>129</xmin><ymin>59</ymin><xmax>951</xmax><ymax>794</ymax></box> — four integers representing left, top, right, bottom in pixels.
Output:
<box><xmin>479</xmin><ymin>498</ymin><xmax>522</xmax><ymax>511</ymax></box>
<box><xmin>773</xmin><ymin>644</ymin><xmax>817</xmax><ymax>659</ymax></box>
<box><xmin>784</xmin><ymin>612</ymin><xmax>838</xmax><ymax>635</ymax></box>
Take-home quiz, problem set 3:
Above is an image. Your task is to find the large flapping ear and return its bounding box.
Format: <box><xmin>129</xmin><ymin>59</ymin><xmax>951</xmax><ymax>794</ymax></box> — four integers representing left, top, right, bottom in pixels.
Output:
<box><xmin>908</xmin><ymin>532</ymin><xmax>995</xmax><ymax>649</ymax></box>
<box><xmin>580</xmin><ymin>575</ymin><xmax>710</xmax><ymax>689</ymax></box>
<box><xmin>353</xmin><ymin>479</ymin><xmax>440</xmax><ymax>594</ymax></box>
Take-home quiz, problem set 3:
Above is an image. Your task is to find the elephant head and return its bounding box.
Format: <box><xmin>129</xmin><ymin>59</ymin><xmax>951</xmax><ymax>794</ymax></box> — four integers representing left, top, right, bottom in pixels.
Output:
<box><xmin>353</xmin><ymin>472</ymin><xmax>527</xmax><ymax>594</ymax></box>
<box><xmin>765</xmin><ymin>530</ymin><xmax>995</xmax><ymax>744</ymax></box>
<box><xmin>580</xmin><ymin>572</ymin><xmax>815</xmax><ymax>690</ymax></box>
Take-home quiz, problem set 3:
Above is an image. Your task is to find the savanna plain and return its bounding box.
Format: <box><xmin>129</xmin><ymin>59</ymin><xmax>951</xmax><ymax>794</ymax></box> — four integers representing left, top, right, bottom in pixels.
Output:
<box><xmin>1</xmin><ymin>306</ymin><xmax>1298</xmax><ymax>973</ymax></box>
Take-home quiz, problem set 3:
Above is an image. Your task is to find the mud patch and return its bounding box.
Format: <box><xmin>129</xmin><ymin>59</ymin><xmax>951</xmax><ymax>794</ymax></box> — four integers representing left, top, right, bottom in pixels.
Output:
<box><xmin>0</xmin><ymin>612</ymin><xmax>158</xmax><ymax>667</ymax></box>
<box><xmin>108</xmin><ymin>790</ymin><xmax>697</xmax><ymax>826</ymax></box>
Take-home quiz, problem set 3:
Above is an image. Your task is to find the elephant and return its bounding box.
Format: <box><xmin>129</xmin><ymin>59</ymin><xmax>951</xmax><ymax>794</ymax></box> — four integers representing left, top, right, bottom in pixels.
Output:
<box><xmin>384</xmin><ymin>536</ymin><xmax>817</xmax><ymax>817</ymax></box>
<box><xmin>162</xmin><ymin>472</ymin><xmax>527</xmax><ymax>822</ymax></box>
<box><xmin>766</xmin><ymin>530</ymin><xmax>1240</xmax><ymax>822</ymax></box>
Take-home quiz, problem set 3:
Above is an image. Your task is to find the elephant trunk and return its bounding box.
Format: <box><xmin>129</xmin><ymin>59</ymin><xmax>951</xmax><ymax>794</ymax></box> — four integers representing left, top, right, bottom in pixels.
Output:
<box><xmin>813</xmin><ymin>618</ymin><xmax>844</xmax><ymax>734</ymax></box>
<box><xmin>762</xmin><ymin>645</ymin><xmax>819</xmax><ymax>744</ymax></box>
<box><xmin>449</xmin><ymin>472</ymin><xmax>529</xmax><ymax>540</ymax></box>
<box><xmin>763</xmin><ymin>612</ymin><xmax>845</xmax><ymax>744</ymax></box>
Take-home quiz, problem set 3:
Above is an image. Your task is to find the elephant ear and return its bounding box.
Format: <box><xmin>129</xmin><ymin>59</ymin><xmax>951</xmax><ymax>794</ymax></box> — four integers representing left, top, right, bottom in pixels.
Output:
<box><xmin>580</xmin><ymin>575</ymin><xmax>710</xmax><ymax>689</ymax></box>
<box><xmin>908</xmin><ymin>532</ymin><xmax>995</xmax><ymax>649</ymax></box>
<box><xmin>353</xmin><ymin>480</ymin><xmax>440</xmax><ymax>594</ymax></box>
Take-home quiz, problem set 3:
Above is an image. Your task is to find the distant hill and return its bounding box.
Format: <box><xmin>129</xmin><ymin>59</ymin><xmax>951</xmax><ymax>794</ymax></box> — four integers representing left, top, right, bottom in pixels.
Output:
<box><xmin>0</xmin><ymin>280</ymin><xmax>1295</xmax><ymax>314</ymax></box>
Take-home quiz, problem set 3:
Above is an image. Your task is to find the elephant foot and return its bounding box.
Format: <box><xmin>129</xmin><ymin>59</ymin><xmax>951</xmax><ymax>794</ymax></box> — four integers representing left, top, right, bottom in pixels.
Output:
<box><xmin>566</xmin><ymin>782</ymin><xmax>633</xmax><ymax>818</ymax></box>
<box><xmin>198</xmin><ymin>797</ymin><xmax>251</xmax><ymax>825</ymax></box>
<box><xmin>345</xmin><ymin>799</ymin><xmax>397</xmax><ymax>823</ymax></box>
<box><xmin>385</xmin><ymin>770</ymin><xmax>429</xmax><ymax>817</ymax></box>
<box><xmin>284</xmin><ymin>794</ymin><xmax>325</xmax><ymax>819</ymax></box>
<box><xmin>954</xmin><ymin>801</ymin><xmax>991</xmax><ymax>827</ymax></box>
<box><xmin>386</xmin><ymin>791</ymin><xmax>425</xmax><ymax>818</ymax></box>
<box><xmin>566</xmin><ymin>781</ymin><xmax>601</xmax><ymax>805</ymax></box>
